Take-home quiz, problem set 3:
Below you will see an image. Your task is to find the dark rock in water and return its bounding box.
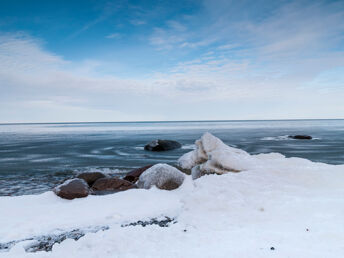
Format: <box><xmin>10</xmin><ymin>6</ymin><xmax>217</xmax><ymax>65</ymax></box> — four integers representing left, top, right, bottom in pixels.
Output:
<box><xmin>91</xmin><ymin>177</ymin><xmax>137</xmax><ymax>194</ymax></box>
<box><xmin>0</xmin><ymin>226</ymin><xmax>109</xmax><ymax>253</ymax></box>
<box><xmin>121</xmin><ymin>217</ymin><xmax>176</xmax><ymax>228</ymax></box>
<box><xmin>144</xmin><ymin>139</ymin><xmax>181</xmax><ymax>151</ymax></box>
<box><xmin>54</xmin><ymin>178</ymin><xmax>90</xmax><ymax>200</ymax></box>
<box><xmin>123</xmin><ymin>165</ymin><xmax>153</xmax><ymax>183</ymax></box>
<box><xmin>288</xmin><ymin>135</ymin><xmax>312</xmax><ymax>140</ymax></box>
<box><xmin>77</xmin><ymin>172</ymin><xmax>106</xmax><ymax>186</ymax></box>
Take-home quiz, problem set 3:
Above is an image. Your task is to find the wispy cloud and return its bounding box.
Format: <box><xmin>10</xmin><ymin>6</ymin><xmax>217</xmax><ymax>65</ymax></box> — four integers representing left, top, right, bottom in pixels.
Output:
<box><xmin>105</xmin><ymin>33</ymin><xmax>121</xmax><ymax>39</ymax></box>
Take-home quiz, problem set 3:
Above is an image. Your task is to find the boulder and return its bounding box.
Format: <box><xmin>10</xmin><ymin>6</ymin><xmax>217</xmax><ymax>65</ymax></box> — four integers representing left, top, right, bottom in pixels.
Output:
<box><xmin>144</xmin><ymin>140</ymin><xmax>181</xmax><ymax>151</ymax></box>
<box><xmin>288</xmin><ymin>135</ymin><xmax>312</xmax><ymax>140</ymax></box>
<box><xmin>178</xmin><ymin>132</ymin><xmax>252</xmax><ymax>175</ymax></box>
<box><xmin>137</xmin><ymin>163</ymin><xmax>185</xmax><ymax>190</ymax></box>
<box><xmin>54</xmin><ymin>179</ymin><xmax>90</xmax><ymax>200</ymax></box>
<box><xmin>123</xmin><ymin>165</ymin><xmax>153</xmax><ymax>183</ymax></box>
<box><xmin>77</xmin><ymin>172</ymin><xmax>106</xmax><ymax>186</ymax></box>
<box><xmin>91</xmin><ymin>178</ymin><xmax>136</xmax><ymax>194</ymax></box>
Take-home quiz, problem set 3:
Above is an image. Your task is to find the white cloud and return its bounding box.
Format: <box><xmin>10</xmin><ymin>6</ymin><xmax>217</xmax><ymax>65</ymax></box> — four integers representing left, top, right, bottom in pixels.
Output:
<box><xmin>1</xmin><ymin>0</ymin><xmax>344</xmax><ymax>122</ymax></box>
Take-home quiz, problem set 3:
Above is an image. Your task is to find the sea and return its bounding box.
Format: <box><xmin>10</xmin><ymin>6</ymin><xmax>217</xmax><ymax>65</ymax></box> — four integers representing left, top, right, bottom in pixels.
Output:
<box><xmin>1</xmin><ymin>119</ymin><xmax>343</xmax><ymax>196</ymax></box>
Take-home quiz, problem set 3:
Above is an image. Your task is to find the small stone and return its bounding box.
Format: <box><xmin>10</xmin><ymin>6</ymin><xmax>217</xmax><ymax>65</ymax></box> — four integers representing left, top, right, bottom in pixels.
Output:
<box><xmin>77</xmin><ymin>172</ymin><xmax>106</xmax><ymax>186</ymax></box>
<box><xmin>270</xmin><ymin>247</ymin><xmax>275</xmax><ymax>250</ymax></box>
<box><xmin>91</xmin><ymin>177</ymin><xmax>137</xmax><ymax>194</ymax></box>
<box><xmin>53</xmin><ymin>179</ymin><xmax>90</xmax><ymax>200</ymax></box>
<box><xmin>123</xmin><ymin>165</ymin><xmax>153</xmax><ymax>183</ymax></box>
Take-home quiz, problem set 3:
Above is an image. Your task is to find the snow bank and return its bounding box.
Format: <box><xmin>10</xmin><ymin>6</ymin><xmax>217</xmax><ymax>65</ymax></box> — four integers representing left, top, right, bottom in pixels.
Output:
<box><xmin>1</xmin><ymin>133</ymin><xmax>344</xmax><ymax>257</ymax></box>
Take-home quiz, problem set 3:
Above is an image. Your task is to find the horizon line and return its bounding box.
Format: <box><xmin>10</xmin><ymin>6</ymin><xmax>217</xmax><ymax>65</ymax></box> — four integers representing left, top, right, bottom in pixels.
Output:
<box><xmin>0</xmin><ymin>118</ymin><xmax>343</xmax><ymax>125</ymax></box>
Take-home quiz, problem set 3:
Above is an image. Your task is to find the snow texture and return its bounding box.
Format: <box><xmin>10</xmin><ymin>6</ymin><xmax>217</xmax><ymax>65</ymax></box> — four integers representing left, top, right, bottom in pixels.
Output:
<box><xmin>178</xmin><ymin>132</ymin><xmax>257</xmax><ymax>176</ymax></box>
<box><xmin>137</xmin><ymin>163</ymin><xmax>185</xmax><ymax>189</ymax></box>
<box><xmin>1</xmin><ymin>133</ymin><xmax>344</xmax><ymax>257</ymax></box>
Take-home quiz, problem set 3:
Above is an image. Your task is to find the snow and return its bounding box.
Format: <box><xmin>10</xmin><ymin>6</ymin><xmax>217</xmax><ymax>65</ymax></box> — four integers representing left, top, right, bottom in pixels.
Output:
<box><xmin>178</xmin><ymin>132</ymin><xmax>257</xmax><ymax>174</ymax></box>
<box><xmin>137</xmin><ymin>163</ymin><xmax>185</xmax><ymax>189</ymax></box>
<box><xmin>1</xmin><ymin>133</ymin><xmax>344</xmax><ymax>257</ymax></box>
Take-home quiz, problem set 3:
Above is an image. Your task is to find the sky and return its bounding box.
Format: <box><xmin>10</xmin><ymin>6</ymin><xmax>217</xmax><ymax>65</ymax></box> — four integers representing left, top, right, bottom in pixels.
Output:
<box><xmin>0</xmin><ymin>0</ymin><xmax>344</xmax><ymax>123</ymax></box>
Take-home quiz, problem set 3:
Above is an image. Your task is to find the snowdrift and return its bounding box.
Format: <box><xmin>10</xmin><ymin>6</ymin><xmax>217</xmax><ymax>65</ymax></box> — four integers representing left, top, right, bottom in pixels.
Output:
<box><xmin>1</xmin><ymin>133</ymin><xmax>344</xmax><ymax>258</ymax></box>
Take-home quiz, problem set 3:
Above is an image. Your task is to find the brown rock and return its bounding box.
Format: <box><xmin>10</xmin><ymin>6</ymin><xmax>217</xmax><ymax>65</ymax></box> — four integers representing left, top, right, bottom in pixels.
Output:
<box><xmin>91</xmin><ymin>178</ymin><xmax>137</xmax><ymax>194</ymax></box>
<box><xmin>77</xmin><ymin>172</ymin><xmax>106</xmax><ymax>186</ymax></box>
<box><xmin>123</xmin><ymin>165</ymin><xmax>153</xmax><ymax>183</ymax></box>
<box><xmin>54</xmin><ymin>179</ymin><xmax>90</xmax><ymax>200</ymax></box>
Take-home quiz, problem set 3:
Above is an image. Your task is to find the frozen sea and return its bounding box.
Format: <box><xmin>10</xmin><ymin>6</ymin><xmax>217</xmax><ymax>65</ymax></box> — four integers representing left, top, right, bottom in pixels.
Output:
<box><xmin>1</xmin><ymin>119</ymin><xmax>344</xmax><ymax>196</ymax></box>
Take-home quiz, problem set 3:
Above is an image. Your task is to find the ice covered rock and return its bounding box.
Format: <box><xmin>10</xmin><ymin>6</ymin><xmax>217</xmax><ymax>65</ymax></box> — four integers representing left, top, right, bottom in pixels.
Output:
<box><xmin>178</xmin><ymin>132</ymin><xmax>257</xmax><ymax>178</ymax></box>
<box><xmin>137</xmin><ymin>164</ymin><xmax>185</xmax><ymax>190</ymax></box>
<box><xmin>77</xmin><ymin>172</ymin><xmax>106</xmax><ymax>186</ymax></box>
<box><xmin>144</xmin><ymin>139</ymin><xmax>181</xmax><ymax>151</ymax></box>
<box><xmin>123</xmin><ymin>165</ymin><xmax>154</xmax><ymax>183</ymax></box>
<box><xmin>54</xmin><ymin>178</ymin><xmax>91</xmax><ymax>200</ymax></box>
<box><xmin>91</xmin><ymin>178</ymin><xmax>137</xmax><ymax>194</ymax></box>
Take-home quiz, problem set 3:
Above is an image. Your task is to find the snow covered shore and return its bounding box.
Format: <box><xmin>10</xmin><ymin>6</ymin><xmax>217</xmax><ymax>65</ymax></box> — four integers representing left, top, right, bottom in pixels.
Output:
<box><xmin>1</xmin><ymin>133</ymin><xmax>344</xmax><ymax>257</ymax></box>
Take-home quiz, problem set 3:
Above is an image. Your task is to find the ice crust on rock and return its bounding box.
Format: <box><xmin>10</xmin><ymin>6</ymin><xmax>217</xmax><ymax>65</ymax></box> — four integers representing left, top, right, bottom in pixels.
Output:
<box><xmin>137</xmin><ymin>164</ymin><xmax>185</xmax><ymax>190</ymax></box>
<box><xmin>178</xmin><ymin>132</ymin><xmax>257</xmax><ymax>177</ymax></box>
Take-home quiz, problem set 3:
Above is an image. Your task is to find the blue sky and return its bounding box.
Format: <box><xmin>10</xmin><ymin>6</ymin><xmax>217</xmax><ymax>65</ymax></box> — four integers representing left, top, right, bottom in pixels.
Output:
<box><xmin>0</xmin><ymin>0</ymin><xmax>344</xmax><ymax>122</ymax></box>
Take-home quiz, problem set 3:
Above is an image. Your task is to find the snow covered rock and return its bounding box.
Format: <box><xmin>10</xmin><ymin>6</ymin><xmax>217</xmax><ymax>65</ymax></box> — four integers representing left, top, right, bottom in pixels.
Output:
<box><xmin>54</xmin><ymin>179</ymin><xmax>91</xmax><ymax>200</ymax></box>
<box><xmin>144</xmin><ymin>140</ymin><xmax>181</xmax><ymax>151</ymax></box>
<box><xmin>77</xmin><ymin>172</ymin><xmax>106</xmax><ymax>186</ymax></box>
<box><xmin>137</xmin><ymin>164</ymin><xmax>185</xmax><ymax>190</ymax></box>
<box><xmin>178</xmin><ymin>132</ymin><xmax>257</xmax><ymax>179</ymax></box>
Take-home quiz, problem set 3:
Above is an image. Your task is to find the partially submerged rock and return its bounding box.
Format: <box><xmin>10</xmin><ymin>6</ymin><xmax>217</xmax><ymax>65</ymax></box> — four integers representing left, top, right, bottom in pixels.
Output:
<box><xmin>288</xmin><ymin>135</ymin><xmax>312</xmax><ymax>140</ymax></box>
<box><xmin>178</xmin><ymin>133</ymin><xmax>254</xmax><ymax>179</ymax></box>
<box><xmin>54</xmin><ymin>178</ymin><xmax>91</xmax><ymax>200</ymax></box>
<box><xmin>137</xmin><ymin>163</ymin><xmax>185</xmax><ymax>190</ymax></box>
<box><xmin>123</xmin><ymin>165</ymin><xmax>153</xmax><ymax>183</ymax></box>
<box><xmin>144</xmin><ymin>140</ymin><xmax>181</xmax><ymax>151</ymax></box>
<box><xmin>77</xmin><ymin>172</ymin><xmax>106</xmax><ymax>186</ymax></box>
<box><xmin>91</xmin><ymin>178</ymin><xmax>136</xmax><ymax>194</ymax></box>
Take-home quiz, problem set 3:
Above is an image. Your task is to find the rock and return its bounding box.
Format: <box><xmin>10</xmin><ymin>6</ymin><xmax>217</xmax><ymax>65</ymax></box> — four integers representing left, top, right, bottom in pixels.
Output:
<box><xmin>91</xmin><ymin>178</ymin><xmax>136</xmax><ymax>194</ymax></box>
<box><xmin>77</xmin><ymin>172</ymin><xmax>106</xmax><ymax>186</ymax></box>
<box><xmin>144</xmin><ymin>140</ymin><xmax>181</xmax><ymax>151</ymax></box>
<box><xmin>121</xmin><ymin>217</ymin><xmax>176</xmax><ymax>228</ymax></box>
<box><xmin>137</xmin><ymin>163</ymin><xmax>185</xmax><ymax>190</ymax></box>
<box><xmin>123</xmin><ymin>165</ymin><xmax>154</xmax><ymax>183</ymax></box>
<box><xmin>288</xmin><ymin>135</ymin><xmax>312</xmax><ymax>140</ymax></box>
<box><xmin>54</xmin><ymin>179</ymin><xmax>90</xmax><ymax>200</ymax></box>
<box><xmin>178</xmin><ymin>133</ymin><xmax>250</xmax><ymax>179</ymax></box>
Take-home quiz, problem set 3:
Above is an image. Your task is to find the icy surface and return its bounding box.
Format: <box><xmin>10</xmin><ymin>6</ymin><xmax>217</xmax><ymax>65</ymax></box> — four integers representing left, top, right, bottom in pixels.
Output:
<box><xmin>137</xmin><ymin>163</ymin><xmax>185</xmax><ymax>189</ymax></box>
<box><xmin>1</xmin><ymin>133</ymin><xmax>344</xmax><ymax>257</ymax></box>
<box><xmin>178</xmin><ymin>132</ymin><xmax>257</xmax><ymax>173</ymax></box>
